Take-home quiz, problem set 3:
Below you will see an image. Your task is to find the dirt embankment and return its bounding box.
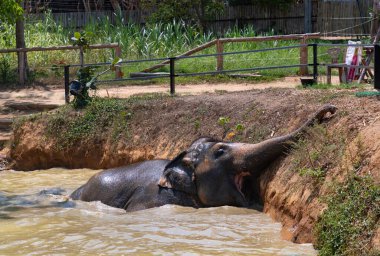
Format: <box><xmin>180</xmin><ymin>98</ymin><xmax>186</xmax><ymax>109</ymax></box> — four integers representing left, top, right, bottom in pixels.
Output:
<box><xmin>7</xmin><ymin>88</ymin><xmax>380</xmax><ymax>247</ymax></box>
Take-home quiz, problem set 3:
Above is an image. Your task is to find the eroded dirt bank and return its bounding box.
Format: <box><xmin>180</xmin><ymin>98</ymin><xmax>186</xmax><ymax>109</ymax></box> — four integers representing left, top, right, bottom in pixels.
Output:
<box><xmin>7</xmin><ymin>88</ymin><xmax>380</xmax><ymax>250</ymax></box>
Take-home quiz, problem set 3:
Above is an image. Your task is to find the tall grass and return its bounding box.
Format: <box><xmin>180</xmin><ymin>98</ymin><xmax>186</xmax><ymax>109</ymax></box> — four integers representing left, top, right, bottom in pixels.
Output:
<box><xmin>0</xmin><ymin>11</ymin><xmax>325</xmax><ymax>84</ymax></box>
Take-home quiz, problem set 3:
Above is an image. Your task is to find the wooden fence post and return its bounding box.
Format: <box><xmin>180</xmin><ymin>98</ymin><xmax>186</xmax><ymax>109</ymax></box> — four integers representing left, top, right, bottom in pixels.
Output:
<box><xmin>216</xmin><ymin>39</ymin><xmax>224</xmax><ymax>71</ymax></box>
<box><xmin>18</xmin><ymin>51</ymin><xmax>26</xmax><ymax>85</ymax></box>
<box><xmin>299</xmin><ymin>37</ymin><xmax>309</xmax><ymax>76</ymax></box>
<box><xmin>79</xmin><ymin>46</ymin><xmax>84</xmax><ymax>67</ymax></box>
<box><xmin>115</xmin><ymin>45</ymin><xmax>122</xmax><ymax>79</ymax></box>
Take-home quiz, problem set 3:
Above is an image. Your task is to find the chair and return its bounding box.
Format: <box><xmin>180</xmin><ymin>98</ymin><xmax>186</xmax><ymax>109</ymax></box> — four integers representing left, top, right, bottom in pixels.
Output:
<box><xmin>326</xmin><ymin>47</ymin><xmax>347</xmax><ymax>84</ymax></box>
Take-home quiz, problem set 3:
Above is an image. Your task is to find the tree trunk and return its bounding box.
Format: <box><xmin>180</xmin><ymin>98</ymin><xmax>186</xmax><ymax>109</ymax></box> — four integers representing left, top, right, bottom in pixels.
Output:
<box><xmin>16</xmin><ymin>1</ymin><xmax>28</xmax><ymax>86</ymax></box>
<box><xmin>82</xmin><ymin>0</ymin><xmax>92</xmax><ymax>12</ymax></box>
<box><xmin>192</xmin><ymin>1</ymin><xmax>207</xmax><ymax>32</ymax></box>
<box><xmin>110</xmin><ymin>0</ymin><xmax>122</xmax><ymax>12</ymax></box>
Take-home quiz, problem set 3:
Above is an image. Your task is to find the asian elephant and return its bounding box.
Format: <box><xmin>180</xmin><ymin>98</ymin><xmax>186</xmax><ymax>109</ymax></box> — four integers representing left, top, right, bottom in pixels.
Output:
<box><xmin>70</xmin><ymin>104</ymin><xmax>336</xmax><ymax>212</ymax></box>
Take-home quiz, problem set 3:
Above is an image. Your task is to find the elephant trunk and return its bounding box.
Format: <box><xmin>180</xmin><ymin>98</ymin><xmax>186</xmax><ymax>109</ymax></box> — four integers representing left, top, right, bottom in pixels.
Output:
<box><xmin>238</xmin><ymin>104</ymin><xmax>336</xmax><ymax>177</ymax></box>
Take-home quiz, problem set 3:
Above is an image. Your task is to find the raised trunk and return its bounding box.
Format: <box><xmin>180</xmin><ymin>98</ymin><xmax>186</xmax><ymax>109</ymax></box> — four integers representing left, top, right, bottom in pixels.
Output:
<box><xmin>241</xmin><ymin>104</ymin><xmax>336</xmax><ymax>177</ymax></box>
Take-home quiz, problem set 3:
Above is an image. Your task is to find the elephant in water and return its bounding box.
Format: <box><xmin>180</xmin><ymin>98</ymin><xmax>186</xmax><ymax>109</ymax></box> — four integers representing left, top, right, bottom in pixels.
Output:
<box><xmin>70</xmin><ymin>104</ymin><xmax>336</xmax><ymax>212</ymax></box>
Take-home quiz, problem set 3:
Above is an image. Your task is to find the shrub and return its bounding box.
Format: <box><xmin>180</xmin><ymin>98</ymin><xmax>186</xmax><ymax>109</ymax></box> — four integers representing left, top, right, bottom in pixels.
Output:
<box><xmin>315</xmin><ymin>175</ymin><xmax>380</xmax><ymax>256</ymax></box>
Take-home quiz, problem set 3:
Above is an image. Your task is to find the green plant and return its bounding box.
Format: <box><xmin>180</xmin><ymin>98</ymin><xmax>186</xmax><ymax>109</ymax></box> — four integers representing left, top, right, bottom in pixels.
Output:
<box><xmin>0</xmin><ymin>56</ymin><xmax>13</xmax><ymax>82</ymax></box>
<box><xmin>298</xmin><ymin>167</ymin><xmax>326</xmax><ymax>181</ymax></box>
<box><xmin>46</xmin><ymin>98</ymin><xmax>128</xmax><ymax>148</ymax></box>
<box><xmin>218</xmin><ymin>116</ymin><xmax>230</xmax><ymax>127</ymax></box>
<box><xmin>71</xmin><ymin>57</ymin><xmax>122</xmax><ymax>109</ymax></box>
<box><xmin>218</xmin><ymin>116</ymin><xmax>231</xmax><ymax>135</ymax></box>
<box><xmin>0</xmin><ymin>13</ymin><xmax>322</xmax><ymax>85</ymax></box>
<box><xmin>71</xmin><ymin>31</ymin><xmax>93</xmax><ymax>50</ymax></box>
<box><xmin>194</xmin><ymin>119</ymin><xmax>201</xmax><ymax>131</ymax></box>
<box><xmin>291</xmin><ymin>125</ymin><xmax>347</xmax><ymax>183</ymax></box>
<box><xmin>315</xmin><ymin>174</ymin><xmax>380</xmax><ymax>256</ymax></box>
<box><xmin>235</xmin><ymin>123</ymin><xmax>245</xmax><ymax>133</ymax></box>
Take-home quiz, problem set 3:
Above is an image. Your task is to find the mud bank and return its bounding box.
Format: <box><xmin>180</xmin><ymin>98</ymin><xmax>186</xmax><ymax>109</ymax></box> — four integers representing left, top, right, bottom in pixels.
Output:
<box><xmin>7</xmin><ymin>88</ymin><xmax>380</xmax><ymax>250</ymax></box>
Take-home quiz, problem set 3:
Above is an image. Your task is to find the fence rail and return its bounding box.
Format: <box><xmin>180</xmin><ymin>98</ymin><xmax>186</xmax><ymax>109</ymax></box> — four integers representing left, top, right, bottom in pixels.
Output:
<box><xmin>143</xmin><ymin>33</ymin><xmax>320</xmax><ymax>74</ymax></box>
<box><xmin>0</xmin><ymin>43</ymin><xmax>121</xmax><ymax>85</ymax></box>
<box><xmin>63</xmin><ymin>43</ymin><xmax>380</xmax><ymax>104</ymax></box>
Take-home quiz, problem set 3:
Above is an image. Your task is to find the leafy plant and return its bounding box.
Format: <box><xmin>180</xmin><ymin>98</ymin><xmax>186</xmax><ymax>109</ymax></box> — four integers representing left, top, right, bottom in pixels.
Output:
<box><xmin>315</xmin><ymin>175</ymin><xmax>380</xmax><ymax>256</ymax></box>
<box><xmin>194</xmin><ymin>119</ymin><xmax>201</xmax><ymax>131</ymax></box>
<box><xmin>70</xmin><ymin>57</ymin><xmax>122</xmax><ymax>109</ymax></box>
<box><xmin>218</xmin><ymin>116</ymin><xmax>230</xmax><ymax>128</ymax></box>
<box><xmin>46</xmin><ymin>98</ymin><xmax>128</xmax><ymax>148</ymax></box>
<box><xmin>235</xmin><ymin>123</ymin><xmax>245</xmax><ymax>133</ymax></box>
<box><xmin>0</xmin><ymin>56</ymin><xmax>13</xmax><ymax>82</ymax></box>
<box><xmin>71</xmin><ymin>31</ymin><xmax>93</xmax><ymax>50</ymax></box>
<box><xmin>218</xmin><ymin>116</ymin><xmax>231</xmax><ymax>135</ymax></box>
<box><xmin>291</xmin><ymin>124</ymin><xmax>346</xmax><ymax>183</ymax></box>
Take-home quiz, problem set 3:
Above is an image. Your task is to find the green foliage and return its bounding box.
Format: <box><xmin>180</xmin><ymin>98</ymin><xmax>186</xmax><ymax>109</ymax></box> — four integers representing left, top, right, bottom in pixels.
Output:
<box><xmin>0</xmin><ymin>0</ymin><xmax>23</xmax><ymax>24</ymax></box>
<box><xmin>298</xmin><ymin>167</ymin><xmax>326</xmax><ymax>181</ymax></box>
<box><xmin>235</xmin><ymin>123</ymin><xmax>245</xmax><ymax>133</ymax></box>
<box><xmin>194</xmin><ymin>119</ymin><xmax>201</xmax><ymax>131</ymax></box>
<box><xmin>71</xmin><ymin>57</ymin><xmax>122</xmax><ymax>109</ymax></box>
<box><xmin>71</xmin><ymin>31</ymin><xmax>94</xmax><ymax>49</ymax></box>
<box><xmin>46</xmin><ymin>98</ymin><xmax>129</xmax><ymax>148</ymax></box>
<box><xmin>141</xmin><ymin>0</ymin><xmax>224</xmax><ymax>28</ymax></box>
<box><xmin>291</xmin><ymin>124</ymin><xmax>347</xmax><ymax>183</ymax></box>
<box><xmin>0</xmin><ymin>55</ymin><xmax>14</xmax><ymax>82</ymax></box>
<box><xmin>218</xmin><ymin>116</ymin><xmax>230</xmax><ymax>129</ymax></box>
<box><xmin>315</xmin><ymin>175</ymin><xmax>380</xmax><ymax>256</ymax></box>
<box><xmin>72</xmin><ymin>66</ymin><xmax>96</xmax><ymax>108</ymax></box>
<box><xmin>0</xmin><ymin>12</ymin><xmax>314</xmax><ymax>85</ymax></box>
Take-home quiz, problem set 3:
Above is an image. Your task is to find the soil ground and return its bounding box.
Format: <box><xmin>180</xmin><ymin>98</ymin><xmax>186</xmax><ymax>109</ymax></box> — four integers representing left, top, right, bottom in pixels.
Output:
<box><xmin>0</xmin><ymin>76</ymin><xmax>303</xmax><ymax>144</ymax></box>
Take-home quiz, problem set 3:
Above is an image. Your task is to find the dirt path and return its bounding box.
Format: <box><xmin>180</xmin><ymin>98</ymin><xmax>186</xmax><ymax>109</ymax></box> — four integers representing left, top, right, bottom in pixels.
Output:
<box><xmin>0</xmin><ymin>77</ymin><xmax>301</xmax><ymax>108</ymax></box>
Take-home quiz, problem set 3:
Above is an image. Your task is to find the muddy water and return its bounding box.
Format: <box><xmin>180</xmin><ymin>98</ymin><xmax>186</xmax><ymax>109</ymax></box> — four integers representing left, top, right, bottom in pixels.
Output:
<box><xmin>0</xmin><ymin>168</ymin><xmax>316</xmax><ymax>255</ymax></box>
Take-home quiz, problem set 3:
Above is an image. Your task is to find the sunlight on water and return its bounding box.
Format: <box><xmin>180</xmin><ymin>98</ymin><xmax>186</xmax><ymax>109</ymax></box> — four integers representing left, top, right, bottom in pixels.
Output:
<box><xmin>0</xmin><ymin>169</ymin><xmax>316</xmax><ymax>255</ymax></box>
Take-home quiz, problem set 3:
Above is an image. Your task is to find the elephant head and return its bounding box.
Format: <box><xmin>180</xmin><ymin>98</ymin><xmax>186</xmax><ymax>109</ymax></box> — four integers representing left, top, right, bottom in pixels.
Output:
<box><xmin>159</xmin><ymin>104</ymin><xmax>337</xmax><ymax>208</ymax></box>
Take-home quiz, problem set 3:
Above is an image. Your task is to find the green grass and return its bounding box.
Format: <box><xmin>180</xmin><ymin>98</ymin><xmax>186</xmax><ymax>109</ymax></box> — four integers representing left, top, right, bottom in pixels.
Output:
<box><xmin>46</xmin><ymin>97</ymin><xmax>129</xmax><ymax>148</ymax></box>
<box><xmin>291</xmin><ymin>124</ymin><xmax>347</xmax><ymax>184</ymax></box>
<box><xmin>315</xmin><ymin>174</ymin><xmax>380</xmax><ymax>256</ymax></box>
<box><xmin>290</xmin><ymin>123</ymin><xmax>380</xmax><ymax>255</ymax></box>
<box><xmin>44</xmin><ymin>93</ymin><xmax>170</xmax><ymax>149</ymax></box>
<box><xmin>0</xmin><ymin>11</ymin><xmax>338</xmax><ymax>85</ymax></box>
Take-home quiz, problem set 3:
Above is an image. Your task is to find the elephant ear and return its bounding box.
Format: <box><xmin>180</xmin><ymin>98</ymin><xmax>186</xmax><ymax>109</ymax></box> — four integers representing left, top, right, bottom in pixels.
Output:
<box><xmin>158</xmin><ymin>151</ymin><xmax>197</xmax><ymax>195</ymax></box>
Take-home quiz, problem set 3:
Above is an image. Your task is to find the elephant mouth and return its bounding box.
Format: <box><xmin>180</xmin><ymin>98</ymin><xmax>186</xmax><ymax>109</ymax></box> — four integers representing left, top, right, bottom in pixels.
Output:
<box><xmin>234</xmin><ymin>172</ymin><xmax>251</xmax><ymax>199</ymax></box>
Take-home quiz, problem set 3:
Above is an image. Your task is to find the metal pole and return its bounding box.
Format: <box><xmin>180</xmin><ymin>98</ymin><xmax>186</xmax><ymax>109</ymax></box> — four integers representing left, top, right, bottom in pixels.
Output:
<box><xmin>375</xmin><ymin>44</ymin><xmax>380</xmax><ymax>89</ymax></box>
<box><xmin>64</xmin><ymin>65</ymin><xmax>70</xmax><ymax>103</ymax></box>
<box><xmin>312</xmin><ymin>44</ymin><xmax>318</xmax><ymax>82</ymax></box>
<box><xmin>169</xmin><ymin>57</ymin><xmax>176</xmax><ymax>95</ymax></box>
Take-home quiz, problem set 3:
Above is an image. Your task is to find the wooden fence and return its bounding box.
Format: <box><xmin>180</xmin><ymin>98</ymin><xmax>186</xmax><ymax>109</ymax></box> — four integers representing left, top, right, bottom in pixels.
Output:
<box><xmin>31</xmin><ymin>0</ymin><xmax>373</xmax><ymax>36</ymax></box>
<box><xmin>0</xmin><ymin>43</ymin><xmax>121</xmax><ymax>85</ymax></box>
<box><xmin>143</xmin><ymin>33</ymin><xmax>321</xmax><ymax>76</ymax></box>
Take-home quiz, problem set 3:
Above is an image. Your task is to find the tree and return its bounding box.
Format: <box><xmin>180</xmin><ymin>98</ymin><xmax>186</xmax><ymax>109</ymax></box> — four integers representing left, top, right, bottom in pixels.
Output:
<box><xmin>141</xmin><ymin>0</ymin><xmax>224</xmax><ymax>31</ymax></box>
<box><xmin>0</xmin><ymin>0</ymin><xmax>28</xmax><ymax>85</ymax></box>
<box><xmin>0</xmin><ymin>0</ymin><xmax>23</xmax><ymax>23</ymax></box>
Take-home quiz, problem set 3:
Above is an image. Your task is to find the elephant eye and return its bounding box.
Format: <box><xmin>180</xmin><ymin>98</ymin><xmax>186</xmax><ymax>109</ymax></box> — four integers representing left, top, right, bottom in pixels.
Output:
<box><xmin>215</xmin><ymin>148</ymin><xmax>225</xmax><ymax>158</ymax></box>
